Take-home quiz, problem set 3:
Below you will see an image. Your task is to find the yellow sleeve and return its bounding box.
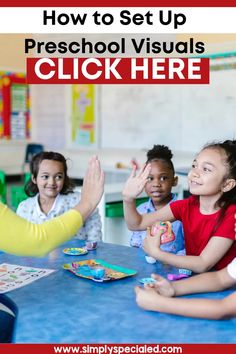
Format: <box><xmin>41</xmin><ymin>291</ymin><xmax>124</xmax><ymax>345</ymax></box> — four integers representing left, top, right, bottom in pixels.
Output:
<box><xmin>0</xmin><ymin>203</ymin><xmax>83</xmax><ymax>257</ymax></box>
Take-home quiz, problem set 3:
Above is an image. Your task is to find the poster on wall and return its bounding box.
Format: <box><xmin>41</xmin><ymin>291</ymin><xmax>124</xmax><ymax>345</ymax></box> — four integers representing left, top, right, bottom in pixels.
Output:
<box><xmin>0</xmin><ymin>71</ymin><xmax>30</xmax><ymax>140</ymax></box>
<box><xmin>71</xmin><ymin>84</ymin><xmax>96</xmax><ymax>147</ymax></box>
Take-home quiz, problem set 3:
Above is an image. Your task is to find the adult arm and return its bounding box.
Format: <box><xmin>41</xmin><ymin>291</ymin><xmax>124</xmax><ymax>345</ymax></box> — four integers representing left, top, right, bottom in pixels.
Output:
<box><xmin>0</xmin><ymin>205</ymin><xmax>83</xmax><ymax>257</ymax></box>
<box><xmin>0</xmin><ymin>156</ymin><xmax>104</xmax><ymax>257</ymax></box>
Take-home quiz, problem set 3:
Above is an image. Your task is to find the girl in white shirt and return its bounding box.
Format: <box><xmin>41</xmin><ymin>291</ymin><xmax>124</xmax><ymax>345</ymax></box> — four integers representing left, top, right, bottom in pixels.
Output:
<box><xmin>17</xmin><ymin>151</ymin><xmax>102</xmax><ymax>246</ymax></box>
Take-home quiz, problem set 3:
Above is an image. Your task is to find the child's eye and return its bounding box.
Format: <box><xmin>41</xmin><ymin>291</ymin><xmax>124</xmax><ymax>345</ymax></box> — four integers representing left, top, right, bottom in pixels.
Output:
<box><xmin>160</xmin><ymin>176</ymin><xmax>168</xmax><ymax>181</ymax></box>
<box><xmin>203</xmin><ymin>167</ymin><xmax>211</xmax><ymax>172</ymax></box>
<box><xmin>147</xmin><ymin>176</ymin><xmax>153</xmax><ymax>182</ymax></box>
<box><xmin>55</xmin><ymin>175</ymin><xmax>63</xmax><ymax>181</ymax></box>
<box><xmin>41</xmin><ymin>175</ymin><xmax>49</xmax><ymax>180</ymax></box>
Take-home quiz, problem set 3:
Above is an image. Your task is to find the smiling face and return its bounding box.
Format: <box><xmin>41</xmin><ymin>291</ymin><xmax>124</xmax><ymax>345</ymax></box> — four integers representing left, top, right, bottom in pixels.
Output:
<box><xmin>188</xmin><ymin>148</ymin><xmax>229</xmax><ymax>198</ymax></box>
<box><xmin>145</xmin><ymin>160</ymin><xmax>178</xmax><ymax>208</ymax></box>
<box><xmin>32</xmin><ymin>159</ymin><xmax>65</xmax><ymax>201</ymax></box>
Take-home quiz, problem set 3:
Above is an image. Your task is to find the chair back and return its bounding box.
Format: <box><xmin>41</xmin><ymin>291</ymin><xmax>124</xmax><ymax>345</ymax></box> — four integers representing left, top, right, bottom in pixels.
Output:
<box><xmin>25</xmin><ymin>143</ymin><xmax>44</xmax><ymax>164</ymax></box>
<box><xmin>10</xmin><ymin>185</ymin><xmax>28</xmax><ymax>211</ymax></box>
<box><xmin>0</xmin><ymin>170</ymin><xmax>7</xmax><ymax>204</ymax></box>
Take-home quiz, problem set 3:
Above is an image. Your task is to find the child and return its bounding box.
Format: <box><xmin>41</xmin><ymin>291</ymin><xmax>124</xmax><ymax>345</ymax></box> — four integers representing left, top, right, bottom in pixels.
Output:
<box><xmin>17</xmin><ymin>151</ymin><xmax>102</xmax><ymax>247</ymax></box>
<box><xmin>123</xmin><ymin>140</ymin><xmax>236</xmax><ymax>272</ymax></box>
<box><xmin>130</xmin><ymin>145</ymin><xmax>185</xmax><ymax>262</ymax></box>
<box><xmin>135</xmin><ymin>254</ymin><xmax>236</xmax><ymax>319</ymax></box>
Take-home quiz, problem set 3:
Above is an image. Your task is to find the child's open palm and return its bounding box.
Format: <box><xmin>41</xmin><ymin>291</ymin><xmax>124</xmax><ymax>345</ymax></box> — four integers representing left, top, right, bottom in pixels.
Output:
<box><xmin>122</xmin><ymin>164</ymin><xmax>151</xmax><ymax>201</ymax></box>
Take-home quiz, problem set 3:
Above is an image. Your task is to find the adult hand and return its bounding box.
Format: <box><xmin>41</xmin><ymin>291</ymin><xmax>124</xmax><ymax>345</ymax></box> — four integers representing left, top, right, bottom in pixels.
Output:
<box><xmin>75</xmin><ymin>156</ymin><xmax>105</xmax><ymax>220</ymax></box>
<box><xmin>122</xmin><ymin>164</ymin><xmax>151</xmax><ymax>201</ymax></box>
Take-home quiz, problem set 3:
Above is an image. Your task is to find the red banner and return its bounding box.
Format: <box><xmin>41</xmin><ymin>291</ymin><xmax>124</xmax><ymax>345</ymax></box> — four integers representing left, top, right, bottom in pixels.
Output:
<box><xmin>27</xmin><ymin>57</ymin><xmax>209</xmax><ymax>85</ymax></box>
<box><xmin>0</xmin><ymin>1</ymin><xmax>236</xmax><ymax>7</ymax></box>
<box><xmin>0</xmin><ymin>344</ymin><xmax>235</xmax><ymax>354</ymax></box>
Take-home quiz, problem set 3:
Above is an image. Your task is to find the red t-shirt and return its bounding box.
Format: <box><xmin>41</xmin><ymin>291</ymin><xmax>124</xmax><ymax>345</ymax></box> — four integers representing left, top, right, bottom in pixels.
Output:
<box><xmin>170</xmin><ymin>196</ymin><xmax>236</xmax><ymax>270</ymax></box>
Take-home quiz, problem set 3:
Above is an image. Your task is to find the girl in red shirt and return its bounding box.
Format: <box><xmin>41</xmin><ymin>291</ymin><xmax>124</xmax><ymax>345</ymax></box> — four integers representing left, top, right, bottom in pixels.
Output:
<box><xmin>123</xmin><ymin>140</ymin><xmax>236</xmax><ymax>272</ymax></box>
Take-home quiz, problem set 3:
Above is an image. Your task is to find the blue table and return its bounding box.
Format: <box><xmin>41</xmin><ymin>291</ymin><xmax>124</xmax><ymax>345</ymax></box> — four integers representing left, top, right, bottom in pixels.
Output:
<box><xmin>1</xmin><ymin>240</ymin><xmax>236</xmax><ymax>343</ymax></box>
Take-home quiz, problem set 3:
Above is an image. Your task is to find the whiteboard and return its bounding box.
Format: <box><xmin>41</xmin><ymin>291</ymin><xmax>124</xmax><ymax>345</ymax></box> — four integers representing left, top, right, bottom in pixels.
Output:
<box><xmin>100</xmin><ymin>69</ymin><xmax>236</xmax><ymax>152</ymax></box>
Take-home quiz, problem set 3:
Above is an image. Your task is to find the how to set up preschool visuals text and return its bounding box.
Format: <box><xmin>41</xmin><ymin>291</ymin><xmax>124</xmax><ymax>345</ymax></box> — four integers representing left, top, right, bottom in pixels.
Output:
<box><xmin>26</xmin><ymin>8</ymin><xmax>209</xmax><ymax>84</ymax></box>
<box><xmin>42</xmin><ymin>9</ymin><xmax>187</xmax><ymax>29</ymax></box>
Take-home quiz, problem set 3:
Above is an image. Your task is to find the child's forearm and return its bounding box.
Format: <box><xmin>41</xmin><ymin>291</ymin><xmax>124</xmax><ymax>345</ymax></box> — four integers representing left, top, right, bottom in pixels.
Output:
<box><xmin>136</xmin><ymin>280</ymin><xmax>236</xmax><ymax>319</ymax></box>
<box><xmin>173</xmin><ymin>268</ymin><xmax>235</xmax><ymax>296</ymax></box>
<box><xmin>123</xmin><ymin>200</ymin><xmax>170</xmax><ymax>231</ymax></box>
<box><xmin>123</xmin><ymin>199</ymin><xmax>143</xmax><ymax>230</ymax></box>
<box><xmin>156</xmin><ymin>295</ymin><xmax>233</xmax><ymax>319</ymax></box>
<box><xmin>151</xmin><ymin>237</ymin><xmax>234</xmax><ymax>274</ymax></box>
<box><xmin>153</xmin><ymin>251</ymin><xmax>212</xmax><ymax>273</ymax></box>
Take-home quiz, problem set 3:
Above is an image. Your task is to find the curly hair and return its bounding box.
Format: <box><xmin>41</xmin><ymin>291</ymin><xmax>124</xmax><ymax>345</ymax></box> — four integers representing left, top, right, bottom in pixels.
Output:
<box><xmin>146</xmin><ymin>144</ymin><xmax>175</xmax><ymax>173</ymax></box>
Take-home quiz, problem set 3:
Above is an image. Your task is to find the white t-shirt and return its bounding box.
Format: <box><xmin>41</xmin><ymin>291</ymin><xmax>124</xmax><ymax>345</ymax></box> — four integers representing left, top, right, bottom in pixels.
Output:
<box><xmin>227</xmin><ymin>257</ymin><xmax>236</xmax><ymax>280</ymax></box>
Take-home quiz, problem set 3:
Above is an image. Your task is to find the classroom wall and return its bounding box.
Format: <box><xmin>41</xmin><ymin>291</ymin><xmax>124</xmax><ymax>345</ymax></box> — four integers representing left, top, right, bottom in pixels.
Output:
<box><xmin>1</xmin><ymin>34</ymin><xmax>236</xmax><ymax>175</ymax></box>
<box><xmin>30</xmin><ymin>33</ymin><xmax>236</xmax><ymax>156</ymax></box>
<box><xmin>32</xmin><ymin>68</ymin><xmax>236</xmax><ymax>155</ymax></box>
<box><xmin>100</xmin><ymin>69</ymin><xmax>236</xmax><ymax>152</ymax></box>
<box><xmin>0</xmin><ymin>34</ymin><xmax>28</xmax><ymax>71</ymax></box>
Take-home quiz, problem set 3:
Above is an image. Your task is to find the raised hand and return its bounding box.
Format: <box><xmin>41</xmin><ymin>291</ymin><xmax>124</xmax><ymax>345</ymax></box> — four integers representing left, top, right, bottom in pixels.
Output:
<box><xmin>122</xmin><ymin>163</ymin><xmax>151</xmax><ymax>201</ymax></box>
<box><xmin>76</xmin><ymin>156</ymin><xmax>105</xmax><ymax>220</ymax></box>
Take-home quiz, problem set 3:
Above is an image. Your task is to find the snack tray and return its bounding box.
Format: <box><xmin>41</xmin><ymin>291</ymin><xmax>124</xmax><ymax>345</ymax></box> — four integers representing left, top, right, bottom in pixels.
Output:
<box><xmin>62</xmin><ymin>259</ymin><xmax>137</xmax><ymax>282</ymax></box>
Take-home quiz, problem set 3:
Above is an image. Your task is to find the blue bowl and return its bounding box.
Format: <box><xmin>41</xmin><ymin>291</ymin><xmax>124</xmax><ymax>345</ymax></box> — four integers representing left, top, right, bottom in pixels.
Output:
<box><xmin>91</xmin><ymin>267</ymin><xmax>105</xmax><ymax>279</ymax></box>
